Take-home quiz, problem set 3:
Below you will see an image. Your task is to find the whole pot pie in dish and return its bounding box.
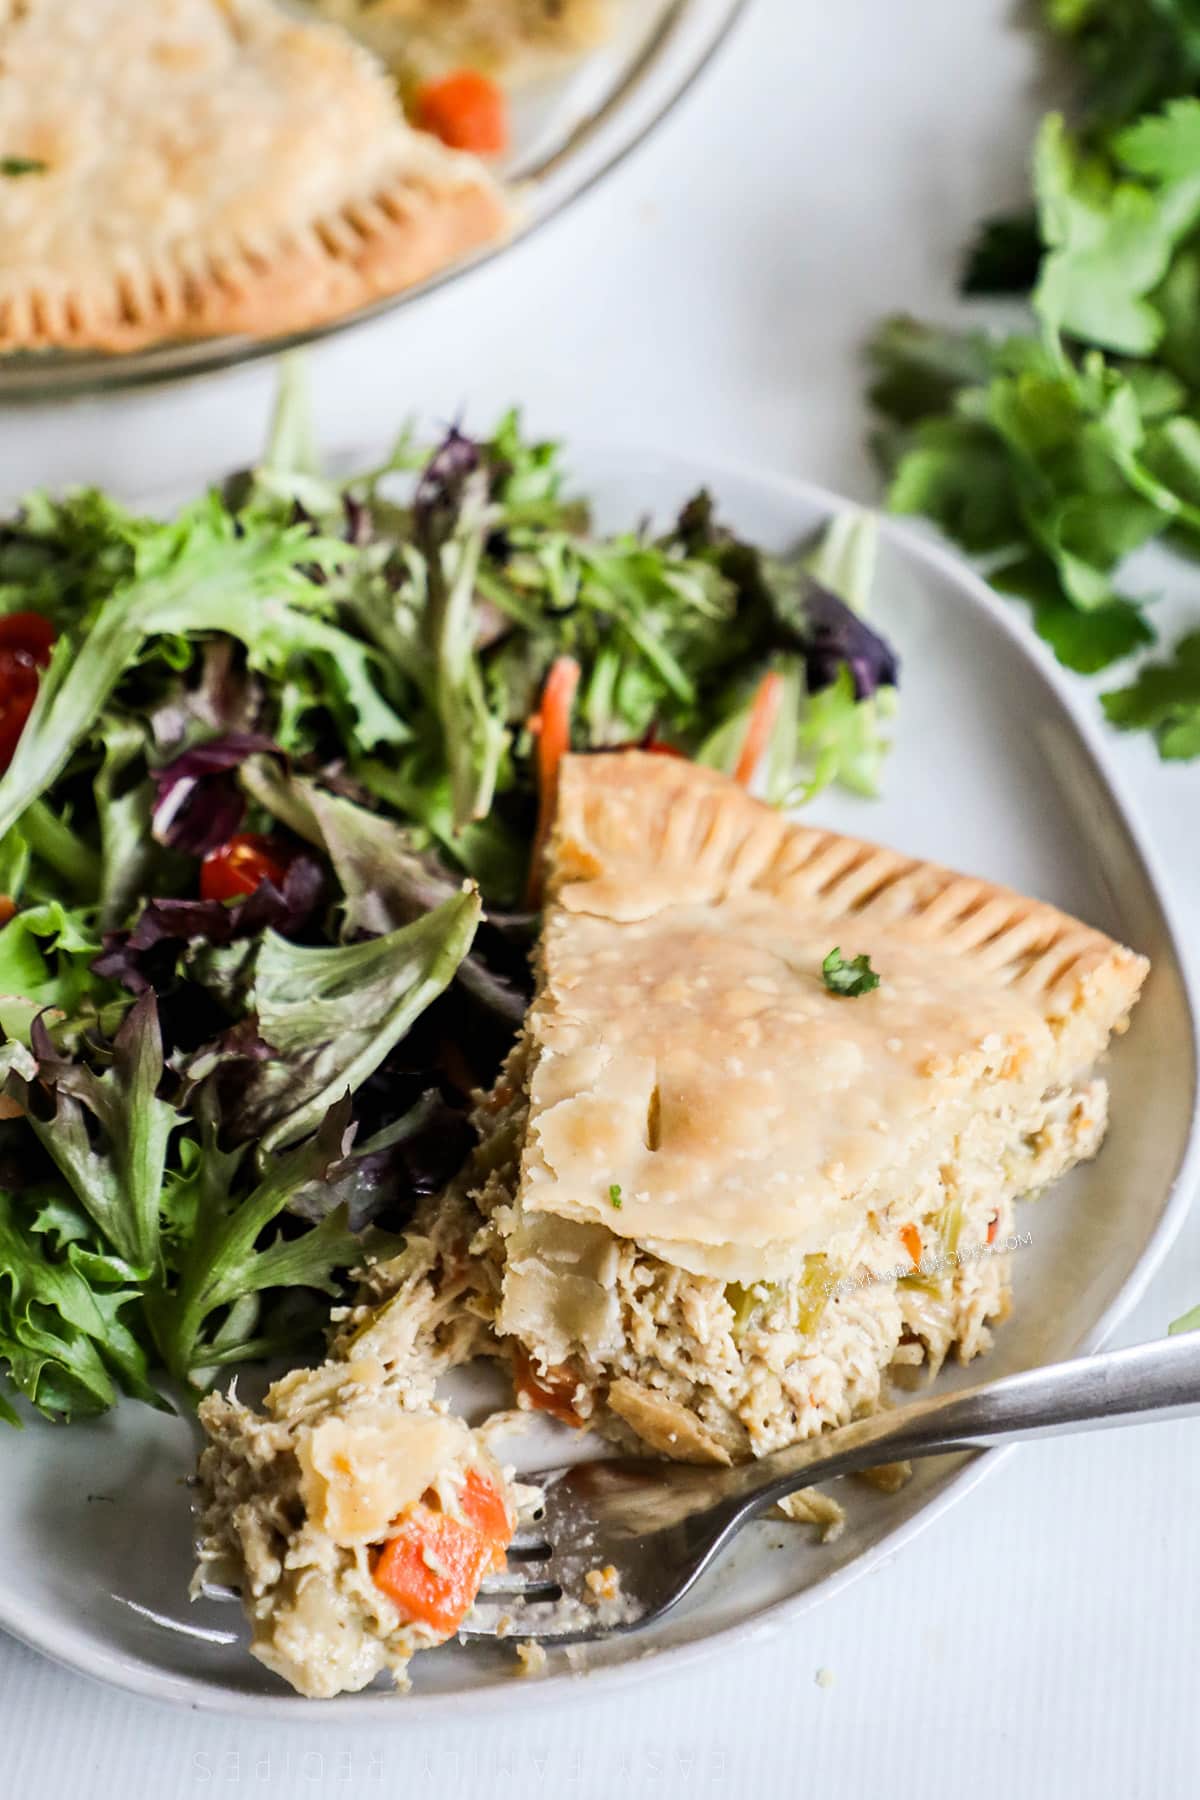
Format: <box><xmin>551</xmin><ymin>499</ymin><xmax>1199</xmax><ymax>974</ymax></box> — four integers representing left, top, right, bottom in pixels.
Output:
<box><xmin>0</xmin><ymin>0</ymin><xmax>509</xmax><ymax>353</ymax></box>
<box><xmin>196</xmin><ymin>751</ymin><xmax>1148</xmax><ymax>1696</ymax></box>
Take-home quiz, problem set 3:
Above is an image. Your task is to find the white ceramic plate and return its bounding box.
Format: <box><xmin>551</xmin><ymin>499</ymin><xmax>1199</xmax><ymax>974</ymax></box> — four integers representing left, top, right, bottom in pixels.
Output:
<box><xmin>0</xmin><ymin>0</ymin><xmax>745</xmax><ymax>401</ymax></box>
<box><xmin>0</xmin><ymin>449</ymin><xmax>1195</xmax><ymax>1717</ymax></box>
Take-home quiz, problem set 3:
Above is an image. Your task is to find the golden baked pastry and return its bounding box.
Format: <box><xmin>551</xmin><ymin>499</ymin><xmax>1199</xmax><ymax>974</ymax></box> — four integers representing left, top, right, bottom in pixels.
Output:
<box><xmin>0</xmin><ymin>0</ymin><xmax>509</xmax><ymax>353</ymax></box>
<box><xmin>522</xmin><ymin>751</ymin><xmax>1148</xmax><ymax>1277</ymax></box>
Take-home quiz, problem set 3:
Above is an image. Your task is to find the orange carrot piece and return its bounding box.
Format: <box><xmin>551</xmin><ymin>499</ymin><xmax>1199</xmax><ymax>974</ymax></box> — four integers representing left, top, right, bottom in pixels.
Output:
<box><xmin>458</xmin><ymin>1466</ymin><xmax>515</xmax><ymax>1552</ymax></box>
<box><xmin>524</xmin><ymin>655</ymin><xmax>580</xmax><ymax>908</ymax></box>
<box><xmin>733</xmin><ymin>672</ymin><xmax>784</xmax><ymax>787</ymax></box>
<box><xmin>414</xmin><ymin>70</ymin><xmax>509</xmax><ymax>157</ymax></box>
<box><xmin>900</xmin><ymin>1224</ymin><xmax>922</xmax><ymax>1267</ymax></box>
<box><xmin>512</xmin><ymin>1343</ymin><xmax>584</xmax><ymax>1427</ymax></box>
<box><xmin>986</xmin><ymin>1213</ymin><xmax>999</xmax><ymax>1247</ymax></box>
<box><xmin>373</xmin><ymin>1504</ymin><xmax>495</xmax><ymax>1637</ymax></box>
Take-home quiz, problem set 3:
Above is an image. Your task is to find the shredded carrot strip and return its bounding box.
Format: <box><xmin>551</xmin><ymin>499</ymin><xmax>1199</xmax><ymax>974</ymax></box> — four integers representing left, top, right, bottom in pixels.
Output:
<box><xmin>524</xmin><ymin>656</ymin><xmax>580</xmax><ymax>908</ymax></box>
<box><xmin>900</xmin><ymin>1224</ymin><xmax>922</xmax><ymax>1266</ymax></box>
<box><xmin>733</xmin><ymin>671</ymin><xmax>784</xmax><ymax>787</ymax></box>
<box><xmin>986</xmin><ymin>1214</ymin><xmax>999</xmax><ymax>1247</ymax></box>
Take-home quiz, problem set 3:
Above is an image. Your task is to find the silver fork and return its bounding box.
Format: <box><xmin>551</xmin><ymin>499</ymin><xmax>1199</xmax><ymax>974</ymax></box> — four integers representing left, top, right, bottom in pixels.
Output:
<box><xmin>462</xmin><ymin>1332</ymin><xmax>1200</xmax><ymax>1643</ymax></box>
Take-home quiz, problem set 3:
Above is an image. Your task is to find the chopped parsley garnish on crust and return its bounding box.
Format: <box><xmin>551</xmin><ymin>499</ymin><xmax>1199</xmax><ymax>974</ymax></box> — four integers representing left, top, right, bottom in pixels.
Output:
<box><xmin>822</xmin><ymin>947</ymin><xmax>881</xmax><ymax>997</ymax></box>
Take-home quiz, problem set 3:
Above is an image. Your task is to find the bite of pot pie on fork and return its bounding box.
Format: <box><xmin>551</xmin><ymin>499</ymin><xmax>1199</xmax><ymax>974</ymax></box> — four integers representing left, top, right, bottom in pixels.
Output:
<box><xmin>196</xmin><ymin>1356</ymin><xmax>525</xmax><ymax>1698</ymax></box>
<box><xmin>195</xmin><ymin>751</ymin><xmax>1147</xmax><ymax>1694</ymax></box>
<box><xmin>0</xmin><ymin>0</ymin><xmax>509</xmax><ymax>353</ymax></box>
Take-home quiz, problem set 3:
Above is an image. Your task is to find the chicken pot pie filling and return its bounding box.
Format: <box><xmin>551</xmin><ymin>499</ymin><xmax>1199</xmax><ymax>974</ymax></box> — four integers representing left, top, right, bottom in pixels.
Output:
<box><xmin>196</xmin><ymin>753</ymin><xmax>1147</xmax><ymax>1693</ymax></box>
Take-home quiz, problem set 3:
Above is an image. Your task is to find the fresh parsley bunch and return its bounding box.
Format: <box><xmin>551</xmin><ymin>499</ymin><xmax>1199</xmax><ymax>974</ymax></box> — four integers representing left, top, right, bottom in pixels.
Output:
<box><xmin>869</xmin><ymin>6</ymin><xmax>1200</xmax><ymax>760</ymax></box>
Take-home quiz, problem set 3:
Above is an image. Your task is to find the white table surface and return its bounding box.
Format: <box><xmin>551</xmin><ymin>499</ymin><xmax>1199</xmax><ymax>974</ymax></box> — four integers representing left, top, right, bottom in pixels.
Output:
<box><xmin>4</xmin><ymin>2</ymin><xmax>1200</xmax><ymax>1794</ymax></box>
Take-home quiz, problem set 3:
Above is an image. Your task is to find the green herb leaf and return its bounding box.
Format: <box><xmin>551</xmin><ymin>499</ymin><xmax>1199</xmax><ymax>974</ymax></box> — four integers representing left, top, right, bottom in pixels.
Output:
<box><xmin>821</xmin><ymin>947</ymin><xmax>881</xmax><ymax>997</ymax></box>
<box><xmin>0</xmin><ymin>156</ymin><xmax>47</xmax><ymax>176</ymax></box>
<box><xmin>1102</xmin><ymin>630</ymin><xmax>1200</xmax><ymax>757</ymax></box>
<box><xmin>1032</xmin><ymin>113</ymin><xmax>1194</xmax><ymax>355</ymax></box>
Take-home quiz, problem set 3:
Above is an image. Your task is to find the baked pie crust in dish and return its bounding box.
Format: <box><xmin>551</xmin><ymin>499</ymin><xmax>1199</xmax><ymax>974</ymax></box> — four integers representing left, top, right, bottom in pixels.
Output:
<box><xmin>196</xmin><ymin>752</ymin><xmax>1148</xmax><ymax>1696</ymax></box>
<box><xmin>0</xmin><ymin>0</ymin><xmax>509</xmax><ymax>352</ymax></box>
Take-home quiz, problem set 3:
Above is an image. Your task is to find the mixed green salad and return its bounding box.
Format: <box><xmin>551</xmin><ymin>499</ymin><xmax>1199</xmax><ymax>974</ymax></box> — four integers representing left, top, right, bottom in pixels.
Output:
<box><xmin>0</xmin><ymin>370</ymin><xmax>898</xmax><ymax>1426</ymax></box>
<box><xmin>869</xmin><ymin>0</ymin><xmax>1200</xmax><ymax>758</ymax></box>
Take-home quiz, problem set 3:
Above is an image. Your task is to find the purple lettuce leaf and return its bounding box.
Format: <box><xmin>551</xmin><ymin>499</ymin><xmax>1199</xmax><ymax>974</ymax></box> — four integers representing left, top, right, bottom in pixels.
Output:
<box><xmin>413</xmin><ymin>426</ymin><xmax>483</xmax><ymax>546</ymax></box>
<box><xmin>92</xmin><ymin>855</ymin><xmax>324</xmax><ymax>997</ymax></box>
<box><xmin>799</xmin><ymin>581</ymin><xmax>900</xmax><ymax>700</ymax></box>
<box><xmin>286</xmin><ymin>1089</ymin><xmax>477</xmax><ymax>1231</ymax></box>
<box><xmin>151</xmin><ymin>732</ymin><xmax>283</xmax><ymax>857</ymax></box>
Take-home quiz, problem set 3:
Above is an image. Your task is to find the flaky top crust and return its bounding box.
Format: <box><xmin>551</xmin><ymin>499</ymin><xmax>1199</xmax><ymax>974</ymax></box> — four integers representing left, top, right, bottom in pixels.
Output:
<box><xmin>0</xmin><ymin>0</ymin><xmax>509</xmax><ymax>352</ymax></box>
<box><xmin>515</xmin><ymin>754</ymin><xmax>1149</xmax><ymax>1264</ymax></box>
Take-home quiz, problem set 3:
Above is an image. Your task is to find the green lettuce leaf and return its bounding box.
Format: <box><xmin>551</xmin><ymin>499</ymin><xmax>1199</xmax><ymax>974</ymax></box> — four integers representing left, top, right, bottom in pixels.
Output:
<box><xmin>15</xmin><ymin>992</ymin><xmax>175</xmax><ymax>1273</ymax></box>
<box><xmin>0</xmin><ymin>1188</ymin><xmax>161</xmax><ymax>1422</ymax></box>
<box><xmin>0</xmin><ymin>900</ymin><xmax>123</xmax><ymax>1043</ymax></box>
<box><xmin>144</xmin><ymin>1100</ymin><xmax>360</xmax><ymax>1385</ymax></box>
<box><xmin>0</xmin><ymin>493</ymin><xmax>408</xmax><ymax>841</ymax></box>
<box><xmin>228</xmin><ymin>889</ymin><xmax>481</xmax><ymax>1150</ymax></box>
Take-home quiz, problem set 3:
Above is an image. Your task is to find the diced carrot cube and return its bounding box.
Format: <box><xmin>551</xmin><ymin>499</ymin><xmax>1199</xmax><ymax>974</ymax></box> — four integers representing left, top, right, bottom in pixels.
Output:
<box><xmin>373</xmin><ymin>1504</ymin><xmax>495</xmax><ymax>1637</ymax></box>
<box><xmin>414</xmin><ymin>70</ymin><xmax>508</xmax><ymax>157</ymax></box>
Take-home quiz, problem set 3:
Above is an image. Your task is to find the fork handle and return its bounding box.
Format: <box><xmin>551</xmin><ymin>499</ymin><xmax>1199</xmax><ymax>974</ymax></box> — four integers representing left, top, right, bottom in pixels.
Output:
<box><xmin>734</xmin><ymin>1332</ymin><xmax>1200</xmax><ymax>1519</ymax></box>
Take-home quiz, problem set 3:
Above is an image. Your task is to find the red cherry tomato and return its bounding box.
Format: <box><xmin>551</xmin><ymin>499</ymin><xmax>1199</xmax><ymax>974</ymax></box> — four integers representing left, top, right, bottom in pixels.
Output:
<box><xmin>0</xmin><ymin>643</ymin><xmax>45</xmax><ymax>773</ymax></box>
<box><xmin>0</xmin><ymin>611</ymin><xmax>56</xmax><ymax>667</ymax></box>
<box><xmin>199</xmin><ymin>833</ymin><xmax>292</xmax><ymax>903</ymax></box>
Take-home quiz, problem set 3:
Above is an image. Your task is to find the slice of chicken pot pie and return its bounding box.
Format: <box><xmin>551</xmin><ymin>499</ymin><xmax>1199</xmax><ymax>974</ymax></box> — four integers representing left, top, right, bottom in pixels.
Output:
<box><xmin>195</xmin><ymin>752</ymin><xmax>1148</xmax><ymax>1693</ymax></box>
<box><xmin>466</xmin><ymin>752</ymin><xmax>1148</xmax><ymax>1463</ymax></box>
<box><xmin>0</xmin><ymin>0</ymin><xmax>508</xmax><ymax>353</ymax></box>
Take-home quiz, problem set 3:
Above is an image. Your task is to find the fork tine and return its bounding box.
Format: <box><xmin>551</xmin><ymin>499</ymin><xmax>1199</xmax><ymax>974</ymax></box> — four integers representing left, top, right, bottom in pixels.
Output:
<box><xmin>458</xmin><ymin>1599</ymin><xmax>583</xmax><ymax>1643</ymax></box>
<box><xmin>477</xmin><ymin>1568</ymin><xmax>559</xmax><ymax>1599</ymax></box>
<box><xmin>196</xmin><ymin>1578</ymin><xmax>240</xmax><ymax>1603</ymax></box>
<box><xmin>505</xmin><ymin>1535</ymin><xmax>553</xmax><ymax>1560</ymax></box>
